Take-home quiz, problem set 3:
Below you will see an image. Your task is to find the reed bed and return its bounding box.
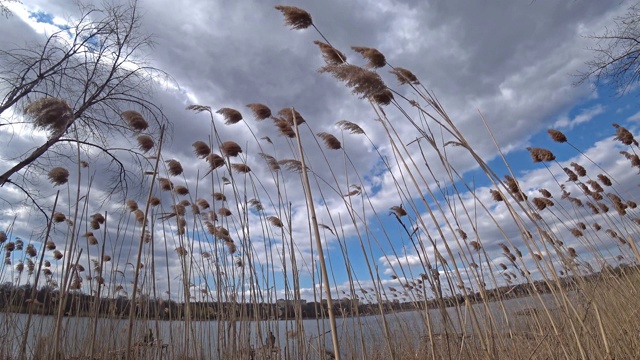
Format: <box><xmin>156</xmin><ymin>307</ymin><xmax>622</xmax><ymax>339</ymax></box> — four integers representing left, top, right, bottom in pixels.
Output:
<box><xmin>0</xmin><ymin>5</ymin><xmax>639</xmax><ymax>360</ymax></box>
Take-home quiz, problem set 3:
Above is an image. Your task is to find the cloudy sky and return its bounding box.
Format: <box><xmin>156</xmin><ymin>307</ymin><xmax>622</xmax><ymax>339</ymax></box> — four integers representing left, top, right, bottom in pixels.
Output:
<box><xmin>1</xmin><ymin>0</ymin><xmax>639</xmax><ymax>303</ymax></box>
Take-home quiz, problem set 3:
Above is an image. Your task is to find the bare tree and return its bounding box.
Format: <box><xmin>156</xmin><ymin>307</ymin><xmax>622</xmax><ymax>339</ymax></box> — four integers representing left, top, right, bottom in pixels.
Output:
<box><xmin>0</xmin><ymin>0</ymin><xmax>168</xmax><ymax>209</ymax></box>
<box><xmin>0</xmin><ymin>0</ymin><xmax>19</xmax><ymax>18</ymax></box>
<box><xmin>580</xmin><ymin>2</ymin><xmax>640</xmax><ymax>94</ymax></box>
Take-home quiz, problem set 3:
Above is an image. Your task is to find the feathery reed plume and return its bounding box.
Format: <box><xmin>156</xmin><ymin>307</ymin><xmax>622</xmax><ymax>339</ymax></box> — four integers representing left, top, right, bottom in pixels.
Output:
<box><xmin>274</xmin><ymin>118</ymin><xmax>296</xmax><ymax>137</ymax></box>
<box><xmin>102</xmin><ymin>255</ymin><xmax>111</xmax><ymax>262</ymax></box>
<box><xmin>133</xmin><ymin>209</ymin><xmax>145</xmax><ymax>224</ymax></box>
<box><xmin>587</xmin><ymin>180</ymin><xmax>604</xmax><ymax>193</ymax></box>
<box><xmin>457</xmin><ymin>229</ymin><xmax>468</xmax><ymax>240</ymax></box>
<box><xmin>528</xmin><ymin>147</ymin><xmax>556</xmax><ymax>162</ymax></box>
<box><xmin>499</xmin><ymin>263</ymin><xmax>507</xmax><ymax>271</ymax></box>
<box><xmin>217</xmin><ymin>108</ymin><xmax>243</xmax><ymax>125</ymax></box>
<box><xmin>248</xmin><ymin>199</ymin><xmax>264</xmax><ymax>211</ymax></box>
<box><xmin>563</xmin><ymin>167</ymin><xmax>578</xmax><ymax>182</ymax></box>
<box><xmin>613</xmin><ymin>123</ymin><xmax>638</xmax><ymax>146</ymax></box>
<box><xmin>320</xmin><ymin>63</ymin><xmax>389</xmax><ymax>102</ymax></box>
<box><xmin>23</xmin><ymin>97</ymin><xmax>73</xmax><ymax>136</ymax></box>
<box><xmin>570</xmin><ymin>228</ymin><xmax>584</xmax><ymax>237</ymax></box>
<box><xmin>597</xmin><ymin>174</ymin><xmax>612</xmax><ymax>186</ymax></box>
<box><xmin>539</xmin><ymin>189</ymin><xmax>552</xmax><ymax>198</ymax></box>
<box><xmin>390</xmin><ymin>205</ymin><xmax>407</xmax><ymax>217</ymax></box>
<box><xmin>503</xmin><ymin>175</ymin><xmax>520</xmax><ymax>194</ymax></box>
<box><xmin>577</xmin><ymin>222</ymin><xmax>587</xmax><ymax>230</ymax></box>
<box><xmin>26</xmin><ymin>245</ymin><xmax>36</xmax><ymax>257</ymax></box>
<box><xmin>351</xmin><ymin>46</ymin><xmax>386</xmax><ymax>68</ymax></box>
<box><xmin>53</xmin><ymin>250</ymin><xmax>63</xmax><ymax>260</ymax></box>
<box><xmin>192</xmin><ymin>141</ymin><xmax>211</xmax><ymax>158</ymax></box>
<box><xmin>567</xmin><ymin>247</ymin><xmax>578</xmax><ymax>258</ymax></box>
<box><xmin>547</xmin><ymin>129</ymin><xmax>567</xmax><ymax>143</ymax></box>
<box><xmin>196</xmin><ymin>198</ymin><xmax>210</xmax><ymax>210</ymax></box>
<box><xmin>390</xmin><ymin>67</ymin><xmax>420</xmax><ymax>85</ymax></box>
<box><xmin>499</xmin><ymin>243</ymin><xmax>511</xmax><ymax>253</ymax></box>
<box><xmin>490</xmin><ymin>189</ymin><xmax>504</xmax><ymax>201</ymax></box>
<box><xmin>246</xmin><ymin>103</ymin><xmax>272</xmax><ymax>120</ymax></box>
<box><xmin>174</xmin><ymin>185</ymin><xmax>189</xmax><ymax>196</ymax></box>
<box><xmin>317</xmin><ymin>132</ymin><xmax>342</xmax><ymax>150</ymax></box>
<box><xmin>533</xmin><ymin>197</ymin><xmax>554</xmax><ymax>211</ymax></box>
<box><xmin>268</xmin><ymin>216</ymin><xmax>284</xmax><ymax>227</ymax></box>
<box><xmin>126</xmin><ymin>200</ymin><xmax>138</xmax><ymax>212</ymax></box>
<box><xmin>274</xmin><ymin>5</ymin><xmax>313</xmax><ymax>30</ymax></box>
<box><xmin>217</xmin><ymin>208</ymin><xmax>232</xmax><ymax>217</ymax></box>
<box><xmin>278</xmin><ymin>159</ymin><xmax>305</xmax><ymax>172</ymax></box>
<box><xmin>627</xmin><ymin>200</ymin><xmax>637</xmax><ymax>208</ymax></box>
<box><xmin>469</xmin><ymin>241</ymin><xmax>481</xmax><ymax>251</ymax></box>
<box><xmin>314</xmin><ymin>40</ymin><xmax>347</xmax><ymax>64</ymax></box>
<box><xmin>52</xmin><ymin>212</ymin><xmax>66</xmax><ymax>223</ymax></box>
<box><xmin>166</xmin><ymin>159</ymin><xmax>183</xmax><ymax>176</ymax></box>
<box><xmin>158</xmin><ymin>178</ymin><xmax>173</xmax><ymax>191</ymax></box>
<box><xmin>88</xmin><ymin>236</ymin><xmax>98</xmax><ymax>245</ymax></box>
<box><xmin>213</xmin><ymin>192</ymin><xmax>226</xmax><ymax>201</ymax></box>
<box><xmin>137</xmin><ymin>135</ymin><xmax>154</xmax><ymax>153</ymax></box>
<box><xmin>225</xmin><ymin>241</ymin><xmax>237</xmax><ymax>254</ymax></box>
<box><xmin>336</xmin><ymin>120</ymin><xmax>365</xmax><ymax>134</ymax></box>
<box><xmin>570</xmin><ymin>162</ymin><xmax>586</xmax><ymax>177</ymax></box>
<box><xmin>586</xmin><ymin>202</ymin><xmax>599</xmax><ymax>214</ymax></box>
<box><xmin>121</xmin><ymin>110</ymin><xmax>149</xmax><ymax>131</ymax></box>
<box><xmin>569</xmin><ymin>197</ymin><xmax>583</xmax><ymax>207</ymax></box>
<box><xmin>372</xmin><ymin>89</ymin><xmax>394</xmax><ymax>105</ymax></box>
<box><xmin>186</xmin><ymin>104</ymin><xmax>211</xmax><ymax>113</ymax></box>
<box><xmin>220</xmin><ymin>141</ymin><xmax>242</xmax><ymax>157</ymax></box>
<box><xmin>533</xmin><ymin>253</ymin><xmax>543</xmax><ymax>261</ymax></box>
<box><xmin>260</xmin><ymin>153</ymin><xmax>281</xmax><ymax>171</ymax></box>
<box><xmin>235</xmin><ymin>257</ymin><xmax>244</xmax><ymax>268</ymax></box>
<box><xmin>206</xmin><ymin>153</ymin><xmax>226</xmax><ymax>170</ymax></box>
<box><xmin>48</xmin><ymin>167</ymin><xmax>69</xmax><ymax>186</ymax></box>
<box><xmin>149</xmin><ymin>196</ymin><xmax>161</xmax><ymax>206</ymax></box>
<box><xmin>175</xmin><ymin>246</ymin><xmax>188</xmax><ymax>257</ymax></box>
<box><xmin>15</xmin><ymin>262</ymin><xmax>24</xmax><ymax>273</ymax></box>
<box><xmin>278</xmin><ymin>108</ymin><xmax>305</xmax><ymax>125</ymax></box>
<box><xmin>0</xmin><ymin>232</ymin><xmax>7</xmax><ymax>243</ymax></box>
<box><xmin>231</xmin><ymin>163</ymin><xmax>251</xmax><ymax>173</ymax></box>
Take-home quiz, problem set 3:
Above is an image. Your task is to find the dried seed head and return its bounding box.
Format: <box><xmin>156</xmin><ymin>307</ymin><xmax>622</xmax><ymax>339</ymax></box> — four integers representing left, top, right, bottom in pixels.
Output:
<box><xmin>102</xmin><ymin>255</ymin><xmax>111</xmax><ymax>262</ymax></box>
<box><xmin>627</xmin><ymin>200</ymin><xmax>637</xmax><ymax>209</ymax></box>
<box><xmin>351</xmin><ymin>46</ymin><xmax>386</xmax><ymax>68</ymax></box>
<box><xmin>528</xmin><ymin>147</ymin><xmax>556</xmax><ymax>163</ymax></box>
<box><xmin>220</xmin><ymin>141</ymin><xmax>242</xmax><ymax>157</ymax></box>
<box><xmin>278</xmin><ymin>159</ymin><xmax>305</xmax><ymax>172</ymax></box>
<box><xmin>314</xmin><ymin>40</ymin><xmax>347</xmax><ymax>64</ymax></box>
<box><xmin>186</xmin><ymin>104</ymin><xmax>211</xmax><ymax>113</ymax></box>
<box><xmin>317</xmin><ymin>132</ymin><xmax>342</xmax><ymax>150</ymax></box>
<box><xmin>246</xmin><ymin>103</ymin><xmax>272</xmax><ymax>120</ymax></box>
<box><xmin>196</xmin><ymin>198</ymin><xmax>210</xmax><ymax>210</ymax></box>
<box><xmin>567</xmin><ymin>247</ymin><xmax>577</xmax><ymax>258</ymax></box>
<box><xmin>268</xmin><ymin>216</ymin><xmax>284</xmax><ymax>227</ymax></box>
<box><xmin>277</xmin><ymin>108</ymin><xmax>305</xmax><ymax>125</ymax></box>
<box><xmin>213</xmin><ymin>192</ymin><xmax>227</xmax><ymax>202</ymax></box>
<box><xmin>52</xmin><ymin>212</ymin><xmax>66</xmax><ymax>223</ymax></box>
<box><xmin>320</xmin><ymin>64</ymin><xmax>389</xmax><ymax>103</ymax></box>
<box><xmin>88</xmin><ymin>236</ymin><xmax>98</xmax><ymax>245</ymax></box>
<box><xmin>53</xmin><ymin>250</ymin><xmax>63</xmax><ymax>260</ymax></box>
<box><xmin>597</xmin><ymin>174</ymin><xmax>612</xmax><ymax>187</ymax></box>
<box><xmin>121</xmin><ymin>110</ymin><xmax>149</xmax><ymax>131</ymax></box>
<box><xmin>231</xmin><ymin>163</ymin><xmax>251</xmax><ymax>173</ymax></box>
<box><xmin>532</xmin><ymin>197</ymin><xmax>554</xmax><ymax>211</ymax></box>
<box><xmin>158</xmin><ymin>178</ymin><xmax>173</xmax><ymax>191</ymax></box>
<box><xmin>613</xmin><ymin>123</ymin><xmax>637</xmax><ymax>146</ymax></box>
<box><xmin>0</xmin><ymin>232</ymin><xmax>6</xmax><ymax>244</ymax></box>
<box><xmin>24</xmin><ymin>98</ymin><xmax>73</xmax><ymax>135</ymax></box>
<box><xmin>260</xmin><ymin>153</ymin><xmax>281</xmax><ymax>171</ymax></box>
<box><xmin>206</xmin><ymin>153</ymin><xmax>226</xmax><ymax>170</ymax></box>
<box><xmin>469</xmin><ymin>241</ymin><xmax>481</xmax><ymax>251</ymax></box>
<box><xmin>166</xmin><ymin>159</ymin><xmax>183</xmax><ymax>176</ymax></box>
<box><xmin>570</xmin><ymin>228</ymin><xmax>584</xmax><ymax>237</ymax></box>
<box><xmin>173</xmin><ymin>204</ymin><xmax>186</xmax><ymax>216</ymax></box>
<box><xmin>133</xmin><ymin>209</ymin><xmax>145</xmax><ymax>224</ymax></box>
<box><xmin>137</xmin><ymin>135</ymin><xmax>154</xmax><ymax>153</ymax></box>
<box><xmin>26</xmin><ymin>244</ymin><xmax>36</xmax><ymax>257</ymax></box>
<box><xmin>126</xmin><ymin>199</ymin><xmax>138</xmax><ymax>212</ymax></box>
<box><xmin>499</xmin><ymin>263</ymin><xmax>507</xmax><ymax>271</ymax></box>
<box><xmin>274</xmin><ymin>119</ymin><xmax>296</xmax><ymax>137</ymax></box>
<box><xmin>216</xmin><ymin>108</ymin><xmax>243</xmax><ymax>125</ymax></box>
<box><xmin>192</xmin><ymin>141</ymin><xmax>211</xmax><ymax>158</ymax></box>
<box><xmin>48</xmin><ymin>167</ymin><xmax>69</xmax><ymax>186</ymax></box>
<box><xmin>217</xmin><ymin>208</ymin><xmax>232</xmax><ymax>217</ymax></box>
<box><xmin>336</xmin><ymin>120</ymin><xmax>365</xmax><ymax>135</ymax></box>
<box><xmin>248</xmin><ymin>198</ymin><xmax>264</xmax><ymax>211</ymax></box>
<box><xmin>390</xmin><ymin>205</ymin><xmax>407</xmax><ymax>217</ymax></box>
<box><xmin>174</xmin><ymin>185</ymin><xmax>189</xmax><ymax>196</ymax></box>
<box><xmin>46</xmin><ymin>241</ymin><xmax>56</xmax><ymax>250</ymax></box>
<box><xmin>390</xmin><ymin>67</ymin><xmax>419</xmax><ymax>85</ymax></box>
<box><xmin>538</xmin><ymin>189</ymin><xmax>552</xmax><ymax>198</ymax></box>
<box><xmin>587</xmin><ymin>180</ymin><xmax>604</xmax><ymax>193</ymax></box>
<box><xmin>563</xmin><ymin>168</ymin><xmax>578</xmax><ymax>182</ymax></box>
<box><xmin>547</xmin><ymin>129</ymin><xmax>567</xmax><ymax>143</ymax></box>
<box><xmin>175</xmin><ymin>246</ymin><xmax>188</xmax><ymax>257</ymax></box>
<box><xmin>490</xmin><ymin>189</ymin><xmax>504</xmax><ymax>202</ymax></box>
<box><xmin>225</xmin><ymin>241</ymin><xmax>237</xmax><ymax>254</ymax></box>
<box><xmin>149</xmin><ymin>196</ymin><xmax>161</xmax><ymax>206</ymax></box>
<box><xmin>570</xmin><ymin>162</ymin><xmax>586</xmax><ymax>177</ymax></box>
<box><xmin>372</xmin><ymin>89</ymin><xmax>394</xmax><ymax>105</ymax></box>
<box><xmin>456</xmin><ymin>229</ymin><xmax>468</xmax><ymax>240</ymax></box>
<box><xmin>274</xmin><ymin>5</ymin><xmax>313</xmax><ymax>30</ymax></box>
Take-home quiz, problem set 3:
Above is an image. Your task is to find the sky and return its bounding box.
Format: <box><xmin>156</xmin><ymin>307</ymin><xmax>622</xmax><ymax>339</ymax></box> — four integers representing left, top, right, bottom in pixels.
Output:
<box><xmin>1</xmin><ymin>0</ymin><xmax>640</xmax><ymax>303</ymax></box>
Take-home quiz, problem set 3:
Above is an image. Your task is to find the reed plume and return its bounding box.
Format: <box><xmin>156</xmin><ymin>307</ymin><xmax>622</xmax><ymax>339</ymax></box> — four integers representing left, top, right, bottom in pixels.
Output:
<box><xmin>121</xmin><ymin>110</ymin><xmax>149</xmax><ymax>131</ymax></box>
<box><xmin>24</xmin><ymin>97</ymin><xmax>73</xmax><ymax>135</ymax></box>
<box><xmin>274</xmin><ymin>5</ymin><xmax>313</xmax><ymax>30</ymax></box>
<box><xmin>192</xmin><ymin>141</ymin><xmax>211</xmax><ymax>158</ymax></box>
<box><xmin>547</xmin><ymin>129</ymin><xmax>567</xmax><ymax>143</ymax></box>
<box><xmin>314</xmin><ymin>40</ymin><xmax>347</xmax><ymax>64</ymax></box>
<box><xmin>352</xmin><ymin>46</ymin><xmax>386</xmax><ymax>68</ymax></box>
<box><xmin>390</xmin><ymin>67</ymin><xmax>419</xmax><ymax>85</ymax></box>
<box><xmin>221</xmin><ymin>141</ymin><xmax>242</xmax><ymax>157</ymax></box>
<box><xmin>48</xmin><ymin>167</ymin><xmax>69</xmax><ymax>186</ymax></box>
<box><xmin>317</xmin><ymin>132</ymin><xmax>342</xmax><ymax>150</ymax></box>
<box><xmin>217</xmin><ymin>108</ymin><xmax>243</xmax><ymax>125</ymax></box>
<box><xmin>166</xmin><ymin>159</ymin><xmax>184</xmax><ymax>176</ymax></box>
<box><xmin>246</xmin><ymin>103</ymin><xmax>272</xmax><ymax>120</ymax></box>
<box><xmin>137</xmin><ymin>135</ymin><xmax>154</xmax><ymax>153</ymax></box>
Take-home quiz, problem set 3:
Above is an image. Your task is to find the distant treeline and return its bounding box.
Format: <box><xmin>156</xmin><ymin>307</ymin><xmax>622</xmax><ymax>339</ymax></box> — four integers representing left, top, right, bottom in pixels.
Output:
<box><xmin>0</xmin><ymin>265</ymin><xmax>634</xmax><ymax>321</ymax></box>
